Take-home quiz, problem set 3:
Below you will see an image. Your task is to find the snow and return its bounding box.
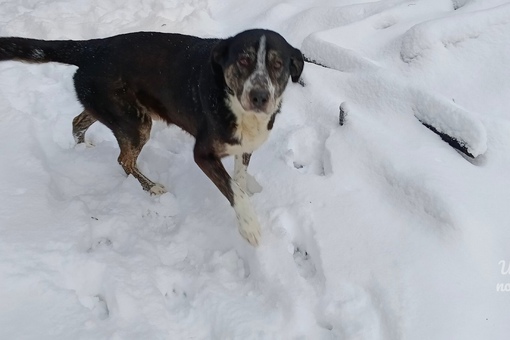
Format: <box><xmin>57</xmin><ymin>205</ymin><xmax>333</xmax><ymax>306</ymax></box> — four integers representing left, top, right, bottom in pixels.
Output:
<box><xmin>1</xmin><ymin>0</ymin><xmax>510</xmax><ymax>339</ymax></box>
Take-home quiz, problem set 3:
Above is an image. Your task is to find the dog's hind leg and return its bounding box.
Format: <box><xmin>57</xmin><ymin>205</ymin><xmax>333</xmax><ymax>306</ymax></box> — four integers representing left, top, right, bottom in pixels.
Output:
<box><xmin>73</xmin><ymin>71</ymin><xmax>165</xmax><ymax>195</ymax></box>
<box><xmin>115</xmin><ymin>118</ymin><xmax>167</xmax><ymax>195</ymax></box>
<box><xmin>72</xmin><ymin>110</ymin><xmax>97</xmax><ymax>144</ymax></box>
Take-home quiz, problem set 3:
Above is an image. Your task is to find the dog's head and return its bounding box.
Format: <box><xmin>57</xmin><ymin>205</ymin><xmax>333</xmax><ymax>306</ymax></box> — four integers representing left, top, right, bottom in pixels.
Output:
<box><xmin>212</xmin><ymin>29</ymin><xmax>304</xmax><ymax>115</ymax></box>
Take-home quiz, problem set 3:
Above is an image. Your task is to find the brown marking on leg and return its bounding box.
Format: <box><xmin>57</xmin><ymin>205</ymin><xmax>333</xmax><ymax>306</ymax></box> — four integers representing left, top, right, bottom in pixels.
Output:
<box><xmin>115</xmin><ymin>118</ymin><xmax>166</xmax><ymax>195</ymax></box>
<box><xmin>72</xmin><ymin>110</ymin><xmax>97</xmax><ymax>144</ymax></box>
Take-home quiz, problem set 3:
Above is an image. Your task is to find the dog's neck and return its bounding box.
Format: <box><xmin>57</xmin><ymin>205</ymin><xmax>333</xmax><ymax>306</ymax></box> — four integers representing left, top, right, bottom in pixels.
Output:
<box><xmin>223</xmin><ymin>93</ymin><xmax>280</xmax><ymax>155</ymax></box>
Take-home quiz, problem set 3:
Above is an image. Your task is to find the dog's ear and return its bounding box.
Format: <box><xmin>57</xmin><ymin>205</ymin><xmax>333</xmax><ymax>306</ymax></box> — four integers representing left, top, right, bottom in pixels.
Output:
<box><xmin>212</xmin><ymin>38</ymin><xmax>231</xmax><ymax>68</ymax></box>
<box><xmin>290</xmin><ymin>47</ymin><xmax>304</xmax><ymax>83</ymax></box>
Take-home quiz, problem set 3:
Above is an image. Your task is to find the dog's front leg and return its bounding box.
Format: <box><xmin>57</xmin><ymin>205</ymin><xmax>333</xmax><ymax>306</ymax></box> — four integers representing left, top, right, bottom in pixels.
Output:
<box><xmin>194</xmin><ymin>147</ymin><xmax>261</xmax><ymax>246</ymax></box>
<box><xmin>234</xmin><ymin>153</ymin><xmax>262</xmax><ymax>196</ymax></box>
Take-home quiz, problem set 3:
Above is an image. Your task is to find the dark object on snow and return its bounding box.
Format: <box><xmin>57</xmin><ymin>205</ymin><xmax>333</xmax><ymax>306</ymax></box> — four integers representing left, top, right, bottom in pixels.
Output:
<box><xmin>419</xmin><ymin>120</ymin><xmax>474</xmax><ymax>158</ymax></box>
<box><xmin>298</xmin><ymin>55</ymin><xmax>330</xmax><ymax>86</ymax></box>
<box><xmin>305</xmin><ymin>54</ymin><xmax>480</xmax><ymax>158</ymax></box>
<box><xmin>339</xmin><ymin>102</ymin><xmax>348</xmax><ymax>126</ymax></box>
<box><xmin>304</xmin><ymin>55</ymin><xmax>329</xmax><ymax>69</ymax></box>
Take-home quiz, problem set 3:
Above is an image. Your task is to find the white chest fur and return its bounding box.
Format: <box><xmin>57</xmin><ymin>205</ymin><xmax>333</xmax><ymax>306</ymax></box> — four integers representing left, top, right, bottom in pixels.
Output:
<box><xmin>225</xmin><ymin>110</ymin><xmax>271</xmax><ymax>156</ymax></box>
<box><xmin>221</xmin><ymin>94</ymin><xmax>272</xmax><ymax>156</ymax></box>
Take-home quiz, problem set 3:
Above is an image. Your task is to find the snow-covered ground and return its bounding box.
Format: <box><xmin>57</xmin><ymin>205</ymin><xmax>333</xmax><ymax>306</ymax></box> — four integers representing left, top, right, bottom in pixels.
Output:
<box><xmin>1</xmin><ymin>0</ymin><xmax>510</xmax><ymax>339</ymax></box>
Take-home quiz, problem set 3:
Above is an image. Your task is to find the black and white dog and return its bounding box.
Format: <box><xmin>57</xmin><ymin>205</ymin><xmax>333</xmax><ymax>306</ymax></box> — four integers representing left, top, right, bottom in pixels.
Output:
<box><xmin>0</xmin><ymin>29</ymin><xmax>304</xmax><ymax>246</ymax></box>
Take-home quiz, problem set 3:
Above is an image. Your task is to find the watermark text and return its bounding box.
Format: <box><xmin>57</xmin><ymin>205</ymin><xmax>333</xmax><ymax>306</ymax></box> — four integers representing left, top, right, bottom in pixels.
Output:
<box><xmin>497</xmin><ymin>260</ymin><xmax>510</xmax><ymax>292</ymax></box>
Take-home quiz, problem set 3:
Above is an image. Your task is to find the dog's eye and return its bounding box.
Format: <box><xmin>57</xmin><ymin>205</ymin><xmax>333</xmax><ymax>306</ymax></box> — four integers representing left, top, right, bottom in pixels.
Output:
<box><xmin>273</xmin><ymin>60</ymin><xmax>283</xmax><ymax>70</ymax></box>
<box><xmin>238</xmin><ymin>56</ymin><xmax>251</xmax><ymax>67</ymax></box>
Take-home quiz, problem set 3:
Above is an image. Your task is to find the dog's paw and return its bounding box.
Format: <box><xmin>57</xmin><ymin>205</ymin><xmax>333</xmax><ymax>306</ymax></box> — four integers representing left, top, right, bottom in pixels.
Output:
<box><xmin>149</xmin><ymin>183</ymin><xmax>167</xmax><ymax>196</ymax></box>
<box><xmin>232</xmin><ymin>179</ymin><xmax>261</xmax><ymax>246</ymax></box>
<box><xmin>73</xmin><ymin>141</ymin><xmax>95</xmax><ymax>149</ymax></box>
<box><xmin>246</xmin><ymin>173</ymin><xmax>262</xmax><ymax>196</ymax></box>
<box><xmin>238</xmin><ymin>220</ymin><xmax>261</xmax><ymax>246</ymax></box>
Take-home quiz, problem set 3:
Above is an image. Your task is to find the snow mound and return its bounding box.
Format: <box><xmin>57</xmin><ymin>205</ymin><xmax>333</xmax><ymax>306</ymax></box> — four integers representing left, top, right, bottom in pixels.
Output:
<box><xmin>400</xmin><ymin>3</ymin><xmax>510</xmax><ymax>63</ymax></box>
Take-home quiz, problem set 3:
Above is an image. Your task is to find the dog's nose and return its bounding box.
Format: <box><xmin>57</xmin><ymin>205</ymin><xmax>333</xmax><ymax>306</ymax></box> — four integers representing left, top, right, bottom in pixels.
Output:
<box><xmin>249</xmin><ymin>89</ymin><xmax>270</xmax><ymax>110</ymax></box>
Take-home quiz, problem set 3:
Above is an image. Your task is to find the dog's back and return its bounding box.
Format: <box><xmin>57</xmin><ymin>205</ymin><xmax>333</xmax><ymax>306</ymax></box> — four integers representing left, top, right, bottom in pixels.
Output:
<box><xmin>0</xmin><ymin>32</ymin><xmax>222</xmax><ymax>132</ymax></box>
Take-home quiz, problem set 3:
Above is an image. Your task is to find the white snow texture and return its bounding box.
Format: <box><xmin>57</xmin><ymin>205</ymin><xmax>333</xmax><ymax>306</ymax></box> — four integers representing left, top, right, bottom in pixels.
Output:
<box><xmin>1</xmin><ymin>0</ymin><xmax>510</xmax><ymax>339</ymax></box>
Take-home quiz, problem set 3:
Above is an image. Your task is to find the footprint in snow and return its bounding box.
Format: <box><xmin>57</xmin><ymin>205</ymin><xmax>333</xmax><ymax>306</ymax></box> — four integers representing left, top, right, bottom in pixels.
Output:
<box><xmin>78</xmin><ymin>294</ymin><xmax>110</xmax><ymax>321</ymax></box>
<box><xmin>92</xmin><ymin>295</ymin><xmax>110</xmax><ymax>320</ymax></box>
<box><xmin>284</xmin><ymin>126</ymin><xmax>328</xmax><ymax>176</ymax></box>
<box><xmin>269</xmin><ymin>207</ymin><xmax>323</xmax><ymax>284</ymax></box>
<box><xmin>293</xmin><ymin>246</ymin><xmax>317</xmax><ymax>279</ymax></box>
<box><xmin>317</xmin><ymin>283</ymin><xmax>382</xmax><ymax>339</ymax></box>
<box><xmin>87</xmin><ymin>237</ymin><xmax>113</xmax><ymax>252</ymax></box>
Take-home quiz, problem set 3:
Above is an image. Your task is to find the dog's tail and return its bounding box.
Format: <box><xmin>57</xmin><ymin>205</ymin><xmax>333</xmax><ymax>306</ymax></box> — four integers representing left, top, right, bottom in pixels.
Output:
<box><xmin>0</xmin><ymin>37</ymin><xmax>87</xmax><ymax>67</ymax></box>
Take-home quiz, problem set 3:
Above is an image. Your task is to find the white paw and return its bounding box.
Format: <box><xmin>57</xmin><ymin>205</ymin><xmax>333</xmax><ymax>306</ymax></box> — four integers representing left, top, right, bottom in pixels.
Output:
<box><xmin>73</xmin><ymin>141</ymin><xmax>95</xmax><ymax>149</ymax></box>
<box><xmin>231</xmin><ymin>179</ymin><xmax>261</xmax><ymax>246</ymax></box>
<box><xmin>149</xmin><ymin>183</ymin><xmax>167</xmax><ymax>196</ymax></box>
<box><xmin>246</xmin><ymin>173</ymin><xmax>262</xmax><ymax>196</ymax></box>
<box><xmin>237</xmin><ymin>217</ymin><xmax>261</xmax><ymax>247</ymax></box>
